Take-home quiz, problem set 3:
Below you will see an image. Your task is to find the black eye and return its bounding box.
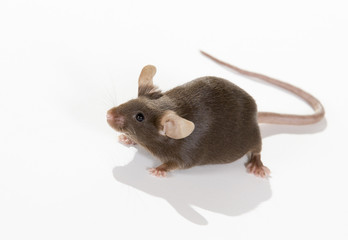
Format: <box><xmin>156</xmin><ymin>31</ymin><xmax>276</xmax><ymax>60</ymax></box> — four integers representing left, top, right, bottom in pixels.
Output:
<box><xmin>135</xmin><ymin>113</ymin><xmax>145</xmax><ymax>122</ymax></box>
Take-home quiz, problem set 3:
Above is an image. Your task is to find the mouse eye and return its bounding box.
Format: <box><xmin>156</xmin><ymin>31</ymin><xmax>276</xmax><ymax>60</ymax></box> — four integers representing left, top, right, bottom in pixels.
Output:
<box><xmin>135</xmin><ymin>113</ymin><xmax>145</xmax><ymax>122</ymax></box>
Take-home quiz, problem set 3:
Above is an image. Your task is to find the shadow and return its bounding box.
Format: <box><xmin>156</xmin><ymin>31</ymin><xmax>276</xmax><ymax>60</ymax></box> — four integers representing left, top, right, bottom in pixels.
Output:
<box><xmin>260</xmin><ymin>117</ymin><xmax>327</xmax><ymax>139</ymax></box>
<box><xmin>113</xmin><ymin>147</ymin><xmax>272</xmax><ymax>225</ymax></box>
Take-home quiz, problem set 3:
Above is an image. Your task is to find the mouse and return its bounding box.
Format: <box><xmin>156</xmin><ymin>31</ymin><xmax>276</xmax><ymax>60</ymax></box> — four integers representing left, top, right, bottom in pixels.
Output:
<box><xmin>106</xmin><ymin>51</ymin><xmax>325</xmax><ymax>178</ymax></box>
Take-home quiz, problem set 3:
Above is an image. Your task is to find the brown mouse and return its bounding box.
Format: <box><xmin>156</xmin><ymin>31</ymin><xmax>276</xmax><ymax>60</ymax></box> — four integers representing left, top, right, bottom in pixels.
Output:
<box><xmin>106</xmin><ymin>51</ymin><xmax>325</xmax><ymax>178</ymax></box>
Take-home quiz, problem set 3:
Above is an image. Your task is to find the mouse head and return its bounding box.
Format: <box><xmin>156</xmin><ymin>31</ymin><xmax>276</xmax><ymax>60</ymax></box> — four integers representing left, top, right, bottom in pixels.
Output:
<box><xmin>106</xmin><ymin>65</ymin><xmax>195</xmax><ymax>143</ymax></box>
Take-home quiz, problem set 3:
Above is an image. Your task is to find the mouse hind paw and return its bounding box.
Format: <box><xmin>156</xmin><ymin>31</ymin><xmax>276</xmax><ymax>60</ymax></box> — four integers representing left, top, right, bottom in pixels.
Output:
<box><xmin>246</xmin><ymin>163</ymin><xmax>271</xmax><ymax>178</ymax></box>
<box><xmin>245</xmin><ymin>152</ymin><xmax>271</xmax><ymax>178</ymax></box>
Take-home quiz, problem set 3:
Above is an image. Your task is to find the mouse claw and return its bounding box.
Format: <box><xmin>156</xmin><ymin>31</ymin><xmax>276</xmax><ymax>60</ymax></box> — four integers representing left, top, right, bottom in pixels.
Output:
<box><xmin>118</xmin><ymin>134</ymin><xmax>136</xmax><ymax>146</ymax></box>
<box><xmin>148</xmin><ymin>168</ymin><xmax>167</xmax><ymax>178</ymax></box>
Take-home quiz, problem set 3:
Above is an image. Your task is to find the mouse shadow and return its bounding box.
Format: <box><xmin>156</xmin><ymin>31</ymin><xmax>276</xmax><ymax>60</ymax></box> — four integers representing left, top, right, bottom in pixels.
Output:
<box><xmin>260</xmin><ymin>117</ymin><xmax>327</xmax><ymax>139</ymax></box>
<box><xmin>112</xmin><ymin>118</ymin><xmax>327</xmax><ymax>225</ymax></box>
<box><xmin>113</xmin><ymin>147</ymin><xmax>272</xmax><ymax>225</ymax></box>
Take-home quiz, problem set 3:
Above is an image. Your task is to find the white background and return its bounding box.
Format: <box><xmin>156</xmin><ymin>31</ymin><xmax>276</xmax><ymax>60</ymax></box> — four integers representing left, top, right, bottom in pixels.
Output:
<box><xmin>1</xmin><ymin>0</ymin><xmax>347</xmax><ymax>239</ymax></box>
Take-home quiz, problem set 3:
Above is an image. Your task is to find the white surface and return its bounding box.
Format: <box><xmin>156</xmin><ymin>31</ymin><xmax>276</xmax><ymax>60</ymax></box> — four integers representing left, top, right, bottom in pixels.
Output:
<box><xmin>1</xmin><ymin>0</ymin><xmax>347</xmax><ymax>239</ymax></box>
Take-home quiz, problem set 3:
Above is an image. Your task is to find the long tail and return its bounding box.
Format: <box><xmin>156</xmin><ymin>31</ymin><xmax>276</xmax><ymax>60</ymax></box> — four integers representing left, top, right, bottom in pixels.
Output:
<box><xmin>200</xmin><ymin>51</ymin><xmax>325</xmax><ymax>125</ymax></box>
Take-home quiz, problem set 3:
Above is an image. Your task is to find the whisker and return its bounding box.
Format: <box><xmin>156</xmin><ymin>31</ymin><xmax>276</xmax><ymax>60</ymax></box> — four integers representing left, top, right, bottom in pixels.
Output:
<box><xmin>107</xmin><ymin>70</ymin><xmax>119</xmax><ymax>107</ymax></box>
<box><xmin>103</xmin><ymin>88</ymin><xmax>116</xmax><ymax>107</ymax></box>
<box><xmin>112</xmin><ymin>83</ymin><xmax>118</xmax><ymax>106</ymax></box>
<box><xmin>99</xmin><ymin>97</ymin><xmax>112</xmax><ymax>108</ymax></box>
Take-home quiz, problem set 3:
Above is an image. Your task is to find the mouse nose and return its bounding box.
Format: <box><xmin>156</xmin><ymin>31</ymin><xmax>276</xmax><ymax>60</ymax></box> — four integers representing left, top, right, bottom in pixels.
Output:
<box><xmin>107</xmin><ymin>109</ymin><xmax>125</xmax><ymax>127</ymax></box>
<box><xmin>106</xmin><ymin>112</ymin><xmax>114</xmax><ymax>120</ymax></box>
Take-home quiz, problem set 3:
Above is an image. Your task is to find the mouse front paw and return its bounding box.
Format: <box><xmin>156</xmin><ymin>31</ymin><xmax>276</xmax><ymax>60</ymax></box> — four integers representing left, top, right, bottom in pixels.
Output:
<box><xmin>148</xmin><ymin>162</ymin><xmax>178</xmax><ymax>178</ymax></box>
<box><xmin>118</xmin><ymin>134</ymin><xmax>136</xmax><ymax>146</ymax></box>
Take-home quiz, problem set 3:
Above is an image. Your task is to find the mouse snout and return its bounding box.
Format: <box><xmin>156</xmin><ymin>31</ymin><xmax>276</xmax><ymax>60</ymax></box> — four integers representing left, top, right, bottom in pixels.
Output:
<box><xmin>106</xmin><ymin>109</ymin><xmax>125</xmax><ymax>128</ymax></box>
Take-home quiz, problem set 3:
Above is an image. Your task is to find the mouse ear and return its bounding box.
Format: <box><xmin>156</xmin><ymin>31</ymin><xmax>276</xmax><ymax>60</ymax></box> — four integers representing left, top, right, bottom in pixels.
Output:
<box><xmin>160</xmin><ymin>111</ymin><xmax>195</xmax><ymax>139</ymax></box>
<box><xmin>138</xmin><ymin>65</ymin><xmax>156</xmax><ymax>96</ymax></box>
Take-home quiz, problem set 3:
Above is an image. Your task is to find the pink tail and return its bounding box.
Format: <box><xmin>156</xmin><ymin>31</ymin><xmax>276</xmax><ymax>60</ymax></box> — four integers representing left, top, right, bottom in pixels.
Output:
<box><xmin>200</xmin><ymin>51</ymin><xmax>325</xmax><ymax>125</ymax></box>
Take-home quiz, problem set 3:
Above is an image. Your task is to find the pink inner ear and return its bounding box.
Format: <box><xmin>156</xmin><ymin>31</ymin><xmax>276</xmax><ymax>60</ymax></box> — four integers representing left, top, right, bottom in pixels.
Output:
<box><xmin>162</xmin><ymin>125</ymin><xmax>167</xmax><ymax>135</ymax></box>
<box><xmin>162</xmin><ymin>120</ymin><xmax>170</xmax><ymax>135</ymax></box>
